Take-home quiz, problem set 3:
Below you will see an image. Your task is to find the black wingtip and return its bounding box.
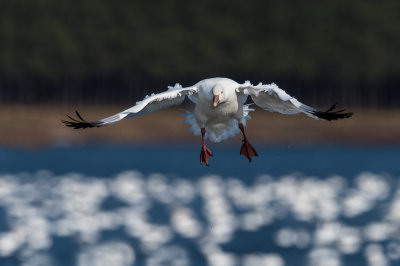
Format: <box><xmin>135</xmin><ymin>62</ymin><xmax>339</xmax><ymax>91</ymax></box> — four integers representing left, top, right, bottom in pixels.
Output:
<box><xmin>312</xmin><ymin>103</ymin><xmax>353</xmax><ymax>121</ymax></box>
<box><xmin>325</xmin><ymin>102</ymin><xmax>338</xmax><ymax>113</ymax></box>
<box><xmin>75</xmin><ymin>110</ymin><xmax>87</xmax><ymax>122</ymax></box>
<box><xmin>61</xmin><ymin>111</ymin><xmax>102</xmax><ymax>129</ymax></box>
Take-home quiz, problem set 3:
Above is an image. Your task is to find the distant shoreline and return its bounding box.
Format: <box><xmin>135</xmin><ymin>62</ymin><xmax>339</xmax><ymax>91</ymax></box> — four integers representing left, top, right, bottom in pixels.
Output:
<box><xmin>1</xmin><ymin>105</ymin><xmax>399</xmax><ymax>148</ymax></box>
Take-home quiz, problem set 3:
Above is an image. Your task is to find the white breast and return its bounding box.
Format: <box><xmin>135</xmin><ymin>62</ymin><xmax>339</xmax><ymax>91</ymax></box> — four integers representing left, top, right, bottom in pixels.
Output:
<box><xmin>184</xmin><ymin>78</ymin><xmax>251</xmax><ymax>142</ymax></box>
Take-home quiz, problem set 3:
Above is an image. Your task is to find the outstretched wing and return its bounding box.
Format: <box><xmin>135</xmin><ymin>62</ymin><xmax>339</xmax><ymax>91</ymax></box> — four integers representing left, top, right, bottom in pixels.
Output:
<box><xmin>237</xmin><ymin>81</ymin><xmax>352</xmax><ymax>121</ymax></box>
<box><xmin>62</xmin><ymin>84</ymin><xmax>198</xmax><ymax>129</ymax></box>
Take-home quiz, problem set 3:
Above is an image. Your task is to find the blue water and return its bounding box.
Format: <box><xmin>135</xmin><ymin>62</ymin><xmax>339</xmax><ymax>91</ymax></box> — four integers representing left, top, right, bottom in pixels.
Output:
<box><xmin>0</xmin><ymin>145</ymin><xmax>399</xmax><ymax>266</ymax></box>
<box><xmin>1</xmin><ymin>145</ymin><xmax>399</xmax><ymax>178</ymax></box>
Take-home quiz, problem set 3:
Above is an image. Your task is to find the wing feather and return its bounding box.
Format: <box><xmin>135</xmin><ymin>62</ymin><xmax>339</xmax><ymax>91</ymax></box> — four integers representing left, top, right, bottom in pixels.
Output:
<box><xmin>62</xmin><ymin>84</ymin><xmax>198</xmax><ymax>129</ymax></box>
<box><xmin>238</xmin><ymin>82</ymin><xmax>352</xmax><ymax>121</ymax></box>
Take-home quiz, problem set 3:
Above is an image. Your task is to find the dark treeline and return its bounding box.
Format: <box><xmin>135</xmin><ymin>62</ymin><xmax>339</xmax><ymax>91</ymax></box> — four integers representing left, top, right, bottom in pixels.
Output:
<box><xmin>0</xmin><ymin>0</ymin><xmax>399</xmax><ymax>107</ymax></box>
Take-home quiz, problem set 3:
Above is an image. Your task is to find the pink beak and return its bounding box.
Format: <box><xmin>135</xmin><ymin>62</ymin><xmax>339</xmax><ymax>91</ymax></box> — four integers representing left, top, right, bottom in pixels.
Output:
<box><xmin>213</xmin><ymin>94</ymin><xmax>220</xmax><ymax>107</ymax></box>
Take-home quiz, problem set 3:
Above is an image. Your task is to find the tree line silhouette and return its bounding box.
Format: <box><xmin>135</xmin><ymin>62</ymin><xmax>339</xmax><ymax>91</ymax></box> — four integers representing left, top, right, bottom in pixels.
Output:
<box><xmin>0</xmin><ymin>0</ymin><xmax>399</xmax><ymax>107</ymax></box>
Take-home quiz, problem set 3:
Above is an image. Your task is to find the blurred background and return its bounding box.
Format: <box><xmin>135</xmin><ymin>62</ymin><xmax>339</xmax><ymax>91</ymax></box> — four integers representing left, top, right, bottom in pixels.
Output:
<box><xmin>0</xmin><ymin>1</ymin><xmax>400</xmax><ymax>266</ymax></box>
<box><xmin>0</xmin><ymin>0</ymin><xmax>399</xmax><ymax>147</ymax></box>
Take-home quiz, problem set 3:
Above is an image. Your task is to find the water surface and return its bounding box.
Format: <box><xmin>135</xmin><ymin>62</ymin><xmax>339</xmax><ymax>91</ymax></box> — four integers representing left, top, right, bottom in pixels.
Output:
<box><xmin>0</xmin><ymin>146</ymin><xmax>399</xmax><ymax>266</ymax></box>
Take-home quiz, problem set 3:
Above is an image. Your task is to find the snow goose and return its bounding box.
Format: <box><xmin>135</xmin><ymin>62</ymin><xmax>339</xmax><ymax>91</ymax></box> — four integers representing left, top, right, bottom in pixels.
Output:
<box><xmin>62</xmin><ymin>77</ymin><xmax>352</xmax><ymax>165</ymax></box>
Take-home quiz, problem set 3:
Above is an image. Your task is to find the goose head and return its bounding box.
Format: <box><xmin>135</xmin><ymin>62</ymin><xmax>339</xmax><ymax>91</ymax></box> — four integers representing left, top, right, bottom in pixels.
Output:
<box><xmin>212</xmin><ymin>85</ymin><xmax>225</xmax><ymax>107</ymax></box>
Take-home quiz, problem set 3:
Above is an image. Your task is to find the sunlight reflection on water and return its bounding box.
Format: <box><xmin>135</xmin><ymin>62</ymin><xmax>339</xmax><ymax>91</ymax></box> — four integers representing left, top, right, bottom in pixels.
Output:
<box><xmin>0</xmin><ymin>171</ymin><xmax>399</xmax><ymax>266</ymax></box>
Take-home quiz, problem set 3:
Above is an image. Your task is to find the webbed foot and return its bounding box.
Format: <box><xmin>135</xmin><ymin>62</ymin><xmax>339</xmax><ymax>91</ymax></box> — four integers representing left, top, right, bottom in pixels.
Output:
<box><xmin>200</xmin><ymin>145</ymin><xmax>213</xmax><ymax>166</ymax></box>
<box><xmin>240</xmin><ymin>139</ymin><xmax>258</xmax><ymax>162</ymax></box>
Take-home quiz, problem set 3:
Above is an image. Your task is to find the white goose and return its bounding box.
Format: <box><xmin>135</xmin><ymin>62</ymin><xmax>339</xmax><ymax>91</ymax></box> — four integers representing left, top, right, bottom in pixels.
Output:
<box><xmin>63</xmin><ymin>77</ymin><xmax>352</xmax><ymax>165</ymax></box>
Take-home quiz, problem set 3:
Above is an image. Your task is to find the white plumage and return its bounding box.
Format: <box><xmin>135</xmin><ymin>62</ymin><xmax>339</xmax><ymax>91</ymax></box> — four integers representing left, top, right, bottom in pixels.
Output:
<box><xmin>63</xmin><ymin>77</ymin><xmax>352</xmax><ymax>165</ymax></box>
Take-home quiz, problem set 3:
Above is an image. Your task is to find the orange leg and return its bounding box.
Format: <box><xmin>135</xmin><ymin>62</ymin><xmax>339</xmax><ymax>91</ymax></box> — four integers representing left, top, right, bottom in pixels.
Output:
<box><xmin>200</xmin><ymin>128</ymin><xmax>213</xmax><ymax>166</ymax></box>
<box><xmin>239</xmin><ymin>123</ymin><xmax>258</xmax><ymax>162</ymax></box>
